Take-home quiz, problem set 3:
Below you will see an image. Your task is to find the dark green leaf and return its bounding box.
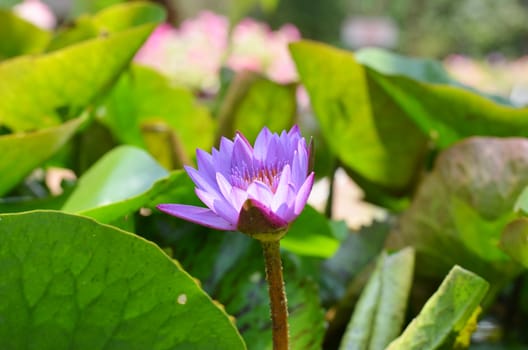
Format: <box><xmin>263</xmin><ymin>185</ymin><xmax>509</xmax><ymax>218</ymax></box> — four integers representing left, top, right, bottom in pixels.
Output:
<box><xmin>0</xmin><ymin>210</ymin><xmax>246</xmax><ymax>349</ymax></box>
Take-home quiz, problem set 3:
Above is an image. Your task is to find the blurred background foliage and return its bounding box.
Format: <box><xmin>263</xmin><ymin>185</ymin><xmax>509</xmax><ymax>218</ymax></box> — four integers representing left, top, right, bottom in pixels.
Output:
<box><xmin>2</xmin><ymin>0</ymin><xmax>527</xmax><ymax>58</ymax></box>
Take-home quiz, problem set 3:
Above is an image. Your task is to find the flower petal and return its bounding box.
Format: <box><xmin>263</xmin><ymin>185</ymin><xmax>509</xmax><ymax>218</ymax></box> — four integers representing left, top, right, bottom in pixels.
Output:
<box><xmin>253</xmin><ymin>126</ymin><xmax>272</xmax><ymax>160</ymax></box>
<box><xmin>247</xmin><ymin>180</ymin><xmax>273</xmax><ymax>206</ymax></box>
<box><xmin>157</xmin><ymin>204</ymin><xmax>236</xmax><ymax>230</ymax></box>
<box><xmin>294</xmin><ymin>171</ymin><xmax>315</xmax><ymax>215</ymax></box>
<box><xmin>271</xmin><ymin>164</ymin><xmax>292</xmax><ymax>212</ymax></box>
<box><xmin>195</xmin><ymin>188</ymin><xmax>239</xmax><ymax>223</ymax></box>
<box><xmin>216</xmin><ymin>172</ymin><xmax>247</xmax><ymax>213</ymax></box>
<box><xmin>185</xmin><ymin>166</ymin><xmax>219</xmax><ymax>194</ymax></box>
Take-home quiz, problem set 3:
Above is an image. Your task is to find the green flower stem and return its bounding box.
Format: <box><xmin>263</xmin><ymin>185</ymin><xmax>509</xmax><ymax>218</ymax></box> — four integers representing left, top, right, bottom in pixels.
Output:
<box><xmin>261</xmin><ymin>239</ymin><xmax>289</xmax><ymax>350</ymax></box>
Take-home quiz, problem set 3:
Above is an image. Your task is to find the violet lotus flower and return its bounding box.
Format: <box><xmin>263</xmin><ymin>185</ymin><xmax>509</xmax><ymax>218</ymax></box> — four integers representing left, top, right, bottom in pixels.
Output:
<box><xmin>157</xmin><ymin>126</ymin><xmax>314</xmax><ymax>239</ymax></box>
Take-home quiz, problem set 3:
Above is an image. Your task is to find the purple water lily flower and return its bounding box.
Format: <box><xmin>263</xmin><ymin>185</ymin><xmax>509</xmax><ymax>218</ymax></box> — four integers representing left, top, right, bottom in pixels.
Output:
<box><xmin>157</xmin><ymin>125</ymin><xmax>314</xmax><ymax>239</ymax></box>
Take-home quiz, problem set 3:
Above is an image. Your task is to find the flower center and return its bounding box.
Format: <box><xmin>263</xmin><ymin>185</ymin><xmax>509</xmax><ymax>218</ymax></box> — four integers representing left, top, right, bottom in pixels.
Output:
<box><xmin>231</xmin><ymin>162</ymin><xmax>284</xmax><ymax>193</ymax></box>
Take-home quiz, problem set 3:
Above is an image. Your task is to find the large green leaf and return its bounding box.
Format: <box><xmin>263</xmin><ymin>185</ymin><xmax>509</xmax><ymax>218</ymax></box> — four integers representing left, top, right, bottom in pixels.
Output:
<box><xmin>216</xmin><ymin>71</ymin><xmax>297</xmax><ymax>143</ymax></box>
<box><xmin>62</xmin><ymin>145</ymin><xmax>170</xmax><ymax>222</ymax></box>
<box><xmin>386</xmin><ymin>266</ymin><xmax>488</xmax><ymax>350</ymax></box>
<box><xmin>0</xmin><ymin>9</ymin><xmax>51</xmax><ymax>60</ymax></box>
<box><xmin>98</xmin><ymin>64</ymin><xmax>214</xmax><ymax>165</ymax></box>
<box><xmin>0</xmin><ymin>2</ymin><xmax>163</xmax><ymax>132</ymax></box>
<box><xmin>0</xmin><ymin>211</ymin><xmax>246</xmax><ymax>349</ymax></box>
<box><xmin>339</xmin><ymin>248</ymin><xmax>415</xmax><ymax>350</ymax></box>
<box><xmin>290</xmin><ymin>41</ymin><xmax>429</xmax><ymax>195</ymax></box>
<box><xmin>393</xmin><ymin>137</ymin><xmax>526</xmax><ymax>287</ymax></box>
<box><xmin>0</xmin><ymin>115</ymin><xmax>86</xmax><ymax>196</ymax></box>
<box><xmin>290</xmin><ymin>41</ymin><xmax>528</xmax><ymax>201</ymax></box>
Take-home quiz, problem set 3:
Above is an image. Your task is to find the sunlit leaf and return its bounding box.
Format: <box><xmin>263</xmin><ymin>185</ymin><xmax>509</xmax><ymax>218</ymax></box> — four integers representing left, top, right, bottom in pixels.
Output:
<box><xmin>0</xmin><ymin>9</ymin><xmax>51</xmax><ymax>60</ymax></box>
<box><xmin>281</xmin><ymin>205</ymin><xmax>339</xmax><ymax>258</ymax></box>
<box><xmin>62</xmin><ymin>145</ymin><xmax>170</xmax><ymax>223</ymax></box>
<box><xmin>386</xmin><ymin>266</ymin><xmax>488</xmax><ymax>350</ymax></box>
<box><xmin>290</xmin><ymin>40</ymin><xmax>429</xmax><ymax>196</ymax></box>
<box><xmin>0</xmin><ymin>2</ymin><xmax>162</xmax><ymax>132</ymax></box>
<box><xmin>98</xmin><ymin>64</ymin><xmax>214</xmax><ymax>164</ymax></box>
<box><xmin>0</xmin><ymin>115</ymin><xmax>86</xmax><ymax>196</ymax></box>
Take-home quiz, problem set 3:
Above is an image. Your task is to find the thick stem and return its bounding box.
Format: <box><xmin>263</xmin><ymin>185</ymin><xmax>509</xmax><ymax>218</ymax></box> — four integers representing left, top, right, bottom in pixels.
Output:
<box><xmin>261</xmin><ymin>240</ymin><xmax>289</xmax><ymax>350</ymax></box>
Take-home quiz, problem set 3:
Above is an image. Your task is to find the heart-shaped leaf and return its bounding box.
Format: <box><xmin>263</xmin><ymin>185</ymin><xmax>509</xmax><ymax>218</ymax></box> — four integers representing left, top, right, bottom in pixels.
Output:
<box><xmin>0</xmin><ymin>210</ymin><xmax>246</xmax><ymax>349</ymax></box>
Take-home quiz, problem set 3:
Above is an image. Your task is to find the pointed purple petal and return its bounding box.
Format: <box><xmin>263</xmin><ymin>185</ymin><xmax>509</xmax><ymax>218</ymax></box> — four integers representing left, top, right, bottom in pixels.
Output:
<box><xmin>294</xmin><ymin>172</ymin><xmax>314</xmax><ymax>215</ymax></box>
<box><xmin>216</xmin><ymin>172</ymin><xmax>247</xmax><ymax>213</ymax></box>
<box><xmin>253</xmin><ymin>127</ymin><xmax>272</xmax><ymax>161</ymax></box>
<box><xmin>157</xmin><ymin>204</ymin><xmax>235</xmax><ymax>230</ymax></box>
<box><xmin>271</xmin><ymin>164</ymin><xmax>292</xmax><ymax>212</ymax></box>
<box><xmin>195</xmin><ymin>188</ymin><xmax>239</xmax><ymax>223</ymax></box>
<box><xmin>232</xmin><ymin>136</ymin><xmax>254</xmax><ymax>168</ymax></box>
<box><xmin>185</xmin><ymin>166</ymin><xmax>219</xmax><ymax>195</ymax></box>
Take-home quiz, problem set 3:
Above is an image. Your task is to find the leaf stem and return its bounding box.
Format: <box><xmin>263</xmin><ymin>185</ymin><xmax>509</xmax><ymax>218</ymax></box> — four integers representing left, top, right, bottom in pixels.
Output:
<box><xmin>261</xmin><ymin>240</ymin><xmax>289</xmax><ymax>350</ymax></box>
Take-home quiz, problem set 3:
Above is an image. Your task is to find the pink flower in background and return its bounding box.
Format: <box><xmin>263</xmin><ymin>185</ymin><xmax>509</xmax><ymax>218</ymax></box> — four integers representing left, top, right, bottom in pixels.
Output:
<box><xmin>227</xmin><ymin>20</ymin><xmax>301</xmax><ymax>84</ymax></box>
<box><xmin>135</xmin><ymin>12</ymin><xmax>301</xmax><ymax>92</ymax></box>
<box><xmin>135</xmin><ymin>11</ymin><xmax>229</xmax><ymax>93</ymax></box>
<box><xmin>14</xmin><ymin>0</ymin><xmax>56</xmax><ymax>30</ymax></box>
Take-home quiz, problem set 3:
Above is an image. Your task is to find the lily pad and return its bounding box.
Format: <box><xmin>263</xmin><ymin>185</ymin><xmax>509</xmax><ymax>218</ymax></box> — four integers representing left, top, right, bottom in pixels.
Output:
<box><xmin>0</xmin><ymin>210</ymin><xmax>246</xmax><ymax>349</ymax></box>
